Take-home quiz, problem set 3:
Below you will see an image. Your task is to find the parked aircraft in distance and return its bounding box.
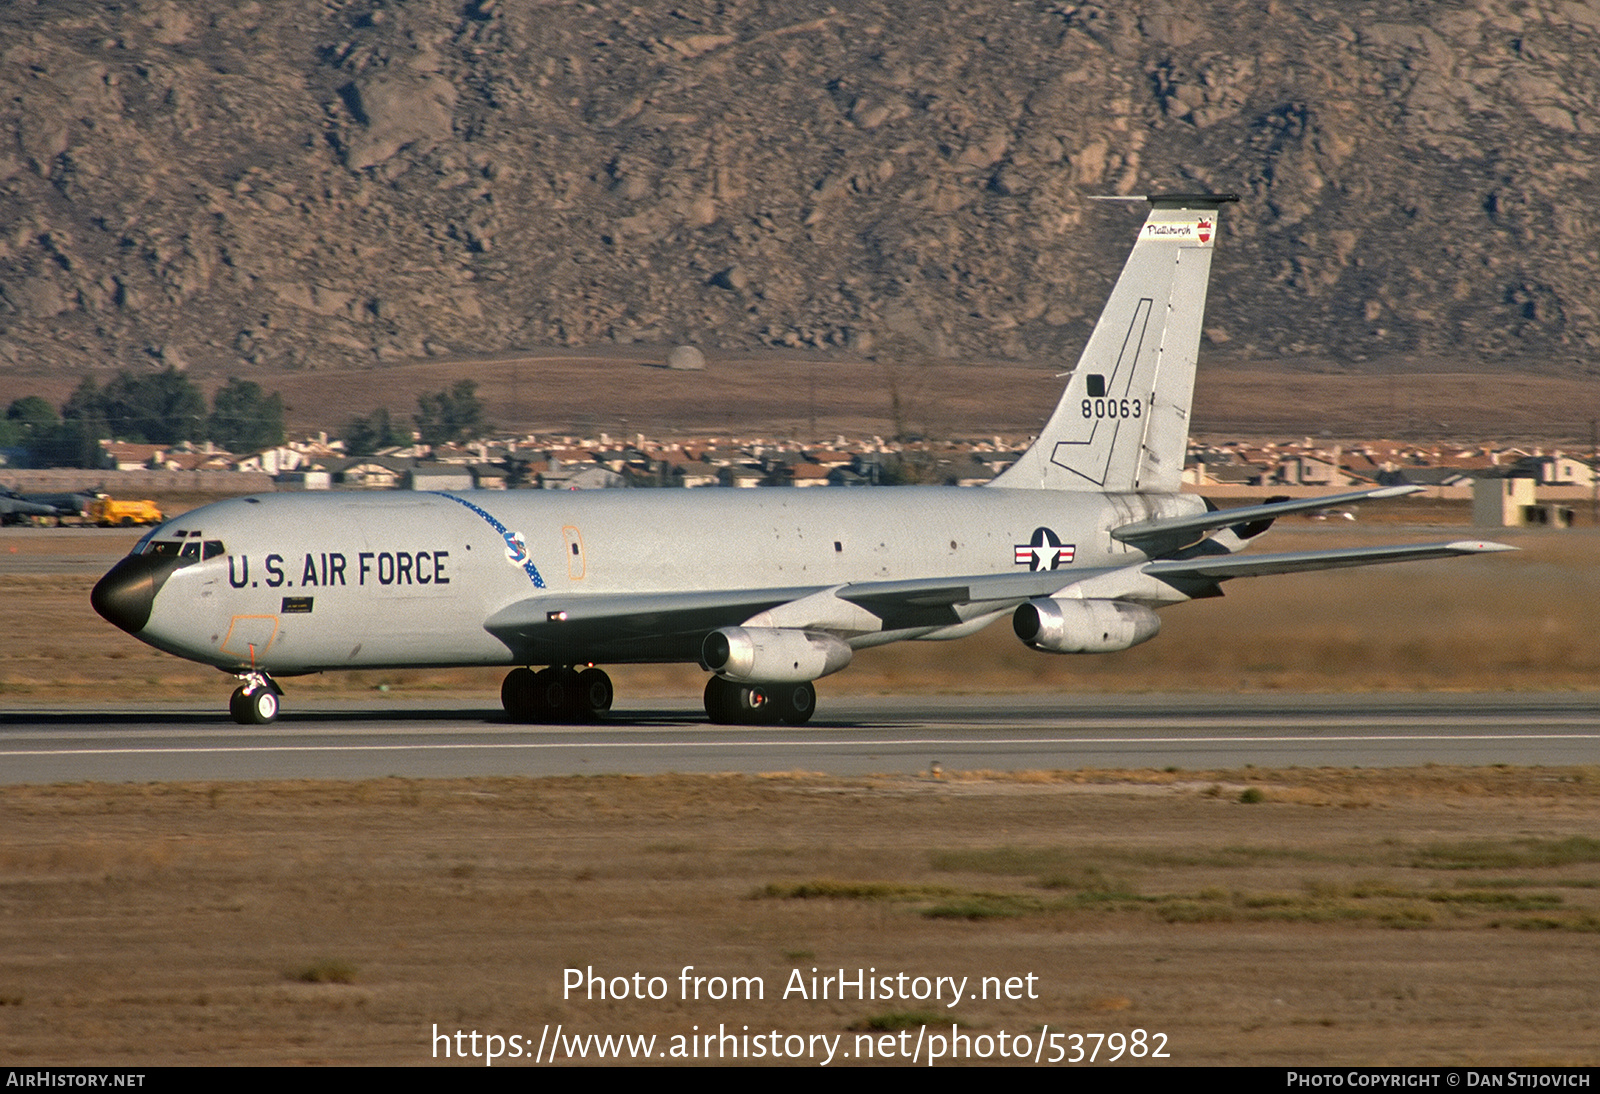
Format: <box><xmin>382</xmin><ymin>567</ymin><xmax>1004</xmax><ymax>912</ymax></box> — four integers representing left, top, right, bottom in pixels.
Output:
<box><xmin>0</xmin><ymin>488</ymin><xmax>62</xmax><ymax>524</ymax></box>
<box><xmin>0</xmin><ymin>487</ymin><xmax>95</xmax><ymax>524</ymax></box>
<box><xmin>91</xmin><ymin>194</ymin><xmax>1511</xmax><ymax>725</ymax></box>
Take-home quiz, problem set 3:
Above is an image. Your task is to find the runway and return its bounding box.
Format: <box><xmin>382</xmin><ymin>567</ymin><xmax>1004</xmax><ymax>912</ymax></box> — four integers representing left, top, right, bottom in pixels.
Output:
<box><xmin>1</xmin><ymin>693</ymin><xmax>1596</xmax><ymax>783</ymax></box>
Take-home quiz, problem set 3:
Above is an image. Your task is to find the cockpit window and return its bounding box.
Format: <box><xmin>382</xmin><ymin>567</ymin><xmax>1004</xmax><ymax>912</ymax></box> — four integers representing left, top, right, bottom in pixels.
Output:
<box><xmin>140</xmin><ymin>537</ymin><xmax>226</xmax><ymax>565</ymax></box>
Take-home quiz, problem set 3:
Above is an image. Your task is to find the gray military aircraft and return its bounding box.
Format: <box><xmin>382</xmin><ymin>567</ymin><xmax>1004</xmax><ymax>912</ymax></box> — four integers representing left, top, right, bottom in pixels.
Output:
<box><xmin>91</xmin><ymin>194</ymin><xmax>1510</xmax><ymax>725</ymax></box>
<box><xmin>0</xmin><ymin>487</ymin><xmax>66</xmax><ymax>525</ymax></box>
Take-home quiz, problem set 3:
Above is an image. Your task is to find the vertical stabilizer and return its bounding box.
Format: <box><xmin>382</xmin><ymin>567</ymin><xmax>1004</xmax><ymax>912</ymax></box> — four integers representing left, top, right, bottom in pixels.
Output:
<box><xmin>990</xmin><ymin>193</ymin><xmax>1237</xmax><ymax>494</ymax></box>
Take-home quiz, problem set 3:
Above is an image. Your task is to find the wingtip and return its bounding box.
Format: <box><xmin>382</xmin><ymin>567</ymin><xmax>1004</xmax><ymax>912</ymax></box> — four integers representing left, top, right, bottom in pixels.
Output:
<box><xmin>1445</xmin><ymin>539</ymin><xmax>1518</xmax><ymax>554</ymax></box>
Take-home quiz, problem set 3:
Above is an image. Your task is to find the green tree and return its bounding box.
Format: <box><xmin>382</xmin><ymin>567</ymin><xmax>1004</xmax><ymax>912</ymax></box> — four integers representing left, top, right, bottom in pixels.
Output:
<box><xmin>2</xmin><ymin>396</ymin><xmax>58</xmax><ymax>452</ymax></box>
<box><xmin>62</xmin><ymin>376</ymin><xmax>107</xmax><ymax>424</ymax></box>
<box><xmin>208</xmin><ymin>378</ymin><xmax>286</xmax><ymax>453</ymax></box>
<box><xmin>414</xmin><ymin>380</ymin><xmax>487</xmax><ymax>446</ymax></box>
<box><xmin>344</xmin><ymin>407</ymin><xmax>402</xmax><ymax>457</ymax></box>
<box><xmin>100</xmin><ymin>367</ymin><xmax>206</xmax><ymax>445</ymax></box>
<box><xmin>49</xmin><ymin>377</ymin><xmax>112</xmax><ymax>467</ymax></box>
<box><xmin>6</xmin><ymin>395</ymin><xmax>59</xmax><ymax>434</ymax></box>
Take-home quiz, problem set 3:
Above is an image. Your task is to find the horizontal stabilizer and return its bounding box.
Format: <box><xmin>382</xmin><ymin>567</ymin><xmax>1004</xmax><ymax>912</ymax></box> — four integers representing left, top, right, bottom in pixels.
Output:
<box><xmin>1144</xmin><ymin>539</ymin><xmax>1514</xmax><ymax>582</ymax></box>
<box><xmin>1112</xmin><ymin>485</ymin><xmax>1423</xmax><ymax>554</ymax></box>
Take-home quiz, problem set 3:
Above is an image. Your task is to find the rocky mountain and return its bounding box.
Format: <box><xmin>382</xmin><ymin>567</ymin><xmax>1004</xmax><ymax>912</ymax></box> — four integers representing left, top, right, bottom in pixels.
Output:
<box><xmin>2</xmin><ymin>0</ymin><xmax>1596</xmax><ymax>383</ymax></box>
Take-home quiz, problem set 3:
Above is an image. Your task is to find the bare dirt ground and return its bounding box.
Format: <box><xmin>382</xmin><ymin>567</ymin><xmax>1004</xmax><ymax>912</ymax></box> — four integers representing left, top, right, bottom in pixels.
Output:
<box><xmin>8</xmin><ymin>355</ymin><xmax>1600</xmax><ymax>446</ymax></box>
<box><xmin>2</xmin><ymin>509</ymin><xmax>1598</xmax><ymax>1066</ymax></box>
<box><xmin>254</xmin><ymin>354</ymin><xmax>1600</xmax><ymax>447</ymax></box>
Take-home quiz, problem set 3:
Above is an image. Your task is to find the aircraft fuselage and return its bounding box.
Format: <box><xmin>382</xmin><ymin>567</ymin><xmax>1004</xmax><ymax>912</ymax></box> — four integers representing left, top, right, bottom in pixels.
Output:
<box><xmin>101</xmin><ymin>486</ymin><xmax>1203</xmax><ymax>675</ymax></box>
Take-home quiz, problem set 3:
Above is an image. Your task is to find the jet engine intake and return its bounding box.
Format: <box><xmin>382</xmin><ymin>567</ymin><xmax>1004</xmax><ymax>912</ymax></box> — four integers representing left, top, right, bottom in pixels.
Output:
<box><xmin>1012</xmin><ymin>598</ymin><xmax>1161</xmax><ymax>654</ymax></box>
<box><xmin>702</xmin><ymin>626</ymin><xmax>853</xmax><ymax>683</ymax></box>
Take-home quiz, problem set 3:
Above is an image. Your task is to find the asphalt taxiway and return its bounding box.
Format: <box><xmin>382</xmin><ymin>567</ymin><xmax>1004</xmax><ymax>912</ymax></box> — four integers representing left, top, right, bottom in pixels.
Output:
<box><xmin>1</xmin><ymin>693</ymin><xmax>1595</xmax><ymax>783</ymax></box>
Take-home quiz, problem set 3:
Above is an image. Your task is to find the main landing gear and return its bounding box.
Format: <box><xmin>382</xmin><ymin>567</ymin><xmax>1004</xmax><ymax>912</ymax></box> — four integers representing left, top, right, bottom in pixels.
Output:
<box><xmin>229</xmin><ymin>672</ymin><xmax>281</xmax><ymax>725</ymax></box>
<box><xmin>704</xmin><ymin>676</ymin><xmax>815</xmax><ymax>725</ymax></box>
<box><xmin>501</xmin><ymin>665</ymin><xmax>614</xmax><ymax>723</ymax></box>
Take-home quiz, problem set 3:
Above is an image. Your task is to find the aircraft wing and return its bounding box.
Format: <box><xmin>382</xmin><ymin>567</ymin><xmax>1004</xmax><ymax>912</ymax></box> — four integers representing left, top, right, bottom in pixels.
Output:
<box><xmin>835</xmin><ymin>540</ymin><xmax>1515</xmax><ymax>612</ymax></box>
<box><xmin>834</xmin><ymin>569</ymin><xmax>1115</xmax><ymax>627</ymax></box>
<box><xmin>483</xmin><ymin>584</ymin><xmax>826</xmax><ymax>661</ymax></box>
<box><xmin>1111</xmin><ymin>485</ymin><xmax>1423</xmax><ymax>553</ymax></box>
<box><xmin>481</xmin><ymin>540</ymin><xmax>1511</xmax><ymax>664</ymax></box>
<box><xmin>1142</xmin><ymin>539</ymin><xmax>1514</xmax><ymax>581</ymax></box>
<box><xmin>837</xmin><ymin>570</ymin><xmax>1103</xmax><ymax>610</ymax></box>
<box><xmin>482</xmin><ymin>569</ymin><xmax>1106</xmax><ymax>660</ymax></box>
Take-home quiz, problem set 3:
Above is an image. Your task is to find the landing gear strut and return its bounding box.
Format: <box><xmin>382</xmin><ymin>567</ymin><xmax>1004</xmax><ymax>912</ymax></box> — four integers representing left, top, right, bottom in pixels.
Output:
<box><xmin>229</xmin><ymin>672</ymin><xmax>281</xmax><ymax>725</ymax></box>
<box><xmin>704</xmin><ymin>677</ymin><xmax>815</xmax><ymax>725</ymax></box>
<box><xmin>502</xmin><ymin>666</ymin><xmax>613</xmax><ymax>723</ymax></box>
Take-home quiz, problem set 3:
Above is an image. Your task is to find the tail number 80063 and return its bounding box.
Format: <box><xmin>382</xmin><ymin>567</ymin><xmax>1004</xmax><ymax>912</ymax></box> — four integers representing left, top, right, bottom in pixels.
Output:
<box><xmin>1082</xmin><ymin>397</ymin><xmax>1142</xmax><ymax>419</ymax></box>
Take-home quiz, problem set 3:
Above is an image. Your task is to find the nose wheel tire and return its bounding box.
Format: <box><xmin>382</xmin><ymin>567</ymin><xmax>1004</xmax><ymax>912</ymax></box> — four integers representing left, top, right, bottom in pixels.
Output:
<box><xmin>229</xmin><ymin>685</ymin><xmax>279</xmax><ymax>725</ymax></box>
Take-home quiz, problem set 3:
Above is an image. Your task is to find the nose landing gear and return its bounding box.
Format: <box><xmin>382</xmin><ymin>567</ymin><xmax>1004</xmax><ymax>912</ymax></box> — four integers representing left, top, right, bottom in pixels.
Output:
<box><xmin>229</xmin><ymin>672</ymin><xmax>282</xmax><ymax>725</ymax></box>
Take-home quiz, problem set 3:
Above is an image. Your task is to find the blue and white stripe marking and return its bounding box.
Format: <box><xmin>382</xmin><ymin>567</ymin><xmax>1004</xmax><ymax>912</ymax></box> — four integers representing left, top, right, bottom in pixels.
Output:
<box><xmin>431</xmin><ymin>492</ymin><xmax>547</xmax><ymax>588</ymax></box>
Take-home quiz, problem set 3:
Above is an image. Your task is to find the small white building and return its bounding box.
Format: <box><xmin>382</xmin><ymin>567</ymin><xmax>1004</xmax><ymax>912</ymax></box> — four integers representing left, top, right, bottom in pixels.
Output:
<box><xmin>1473</xmin><ymin>476</ymin><xmax>1573</xmax><ymax>528</ymax></box>
<box><xmin>409</xmin><ymin>464</ymin><xmax>475</xmax><ymax>491</ymax></box>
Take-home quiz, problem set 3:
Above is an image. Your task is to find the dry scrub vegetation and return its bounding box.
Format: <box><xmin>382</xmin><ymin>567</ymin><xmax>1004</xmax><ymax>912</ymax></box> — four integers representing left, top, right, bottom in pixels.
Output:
<box><xmin>1</xmin><ymin>769</ymin><xmax>1598</xmax><ymax>1065</ymax></box>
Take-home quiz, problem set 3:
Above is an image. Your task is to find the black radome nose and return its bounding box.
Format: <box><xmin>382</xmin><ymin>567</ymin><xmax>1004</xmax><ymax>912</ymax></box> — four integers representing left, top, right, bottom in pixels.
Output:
<box><xmin>91</xmin><ymin>554</ymin><xmax>182</xmax><ymax>634</ymax></box>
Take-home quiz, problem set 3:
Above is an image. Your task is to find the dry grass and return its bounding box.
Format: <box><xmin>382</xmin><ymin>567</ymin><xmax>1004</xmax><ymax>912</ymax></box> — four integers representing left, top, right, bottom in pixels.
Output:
<box><xmin>852</xmin><ymin>524</ymin><xmax>1600</xmax><ymax>695</ymax></box>
<box><xmin>1</xmin><ymin>769</ymin><xmax>1597</xmax><ymax>1065</ymax></box>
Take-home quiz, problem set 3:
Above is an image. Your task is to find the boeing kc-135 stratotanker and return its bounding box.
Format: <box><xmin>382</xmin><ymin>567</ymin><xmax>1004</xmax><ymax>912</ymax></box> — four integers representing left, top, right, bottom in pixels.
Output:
<box><xmin>91</xmin><ymin>194</ymin><xmax>1511</xmax><ymax>725</ymax></box>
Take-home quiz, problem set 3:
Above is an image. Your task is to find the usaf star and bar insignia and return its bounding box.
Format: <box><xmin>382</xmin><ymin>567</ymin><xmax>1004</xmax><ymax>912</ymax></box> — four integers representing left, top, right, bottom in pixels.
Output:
<box><xmin>1013</xmin><ymin>527</ymin><xmax>1076</xmax><ymax>571</ymax></box>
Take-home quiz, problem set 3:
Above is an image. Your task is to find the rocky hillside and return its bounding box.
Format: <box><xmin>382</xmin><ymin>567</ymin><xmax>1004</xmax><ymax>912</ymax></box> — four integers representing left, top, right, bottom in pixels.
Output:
<box><xmin>2</xmin><ymin>0</ymin><xmax>1597</xmax><ymax>383</ymax></box>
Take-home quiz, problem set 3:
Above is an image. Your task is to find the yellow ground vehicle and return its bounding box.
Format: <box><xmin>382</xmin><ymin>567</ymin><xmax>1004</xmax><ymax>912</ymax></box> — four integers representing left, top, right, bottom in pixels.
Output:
<box><xmin>89</xmin><ymin>496</ymin><xmax>164</xmax><ymax>527</ymax></box>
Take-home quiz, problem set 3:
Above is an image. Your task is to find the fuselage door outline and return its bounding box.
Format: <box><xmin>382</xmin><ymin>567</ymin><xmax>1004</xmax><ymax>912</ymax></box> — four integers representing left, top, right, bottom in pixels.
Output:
<box><xmin>221</xmin><ymin>614</ymin><xmax>279</xmax><ymax>662</ymax></box>
<box><xmin>563</xmin><ymin>525</ymin><xmax>586</xmax><ymax>581</ymax></box>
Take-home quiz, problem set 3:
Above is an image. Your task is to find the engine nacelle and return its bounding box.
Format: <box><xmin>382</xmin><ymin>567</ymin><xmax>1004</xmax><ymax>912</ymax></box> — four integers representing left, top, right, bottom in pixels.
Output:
<box><xmin>702</xmin><ymin>626</ymin><xmax>854</xmax><ymax>683</ymax></box>
<box><xmin>1012</xmin><ymin>598</ymin><xmax>1161</xmax><ymax>654</ymax></box>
